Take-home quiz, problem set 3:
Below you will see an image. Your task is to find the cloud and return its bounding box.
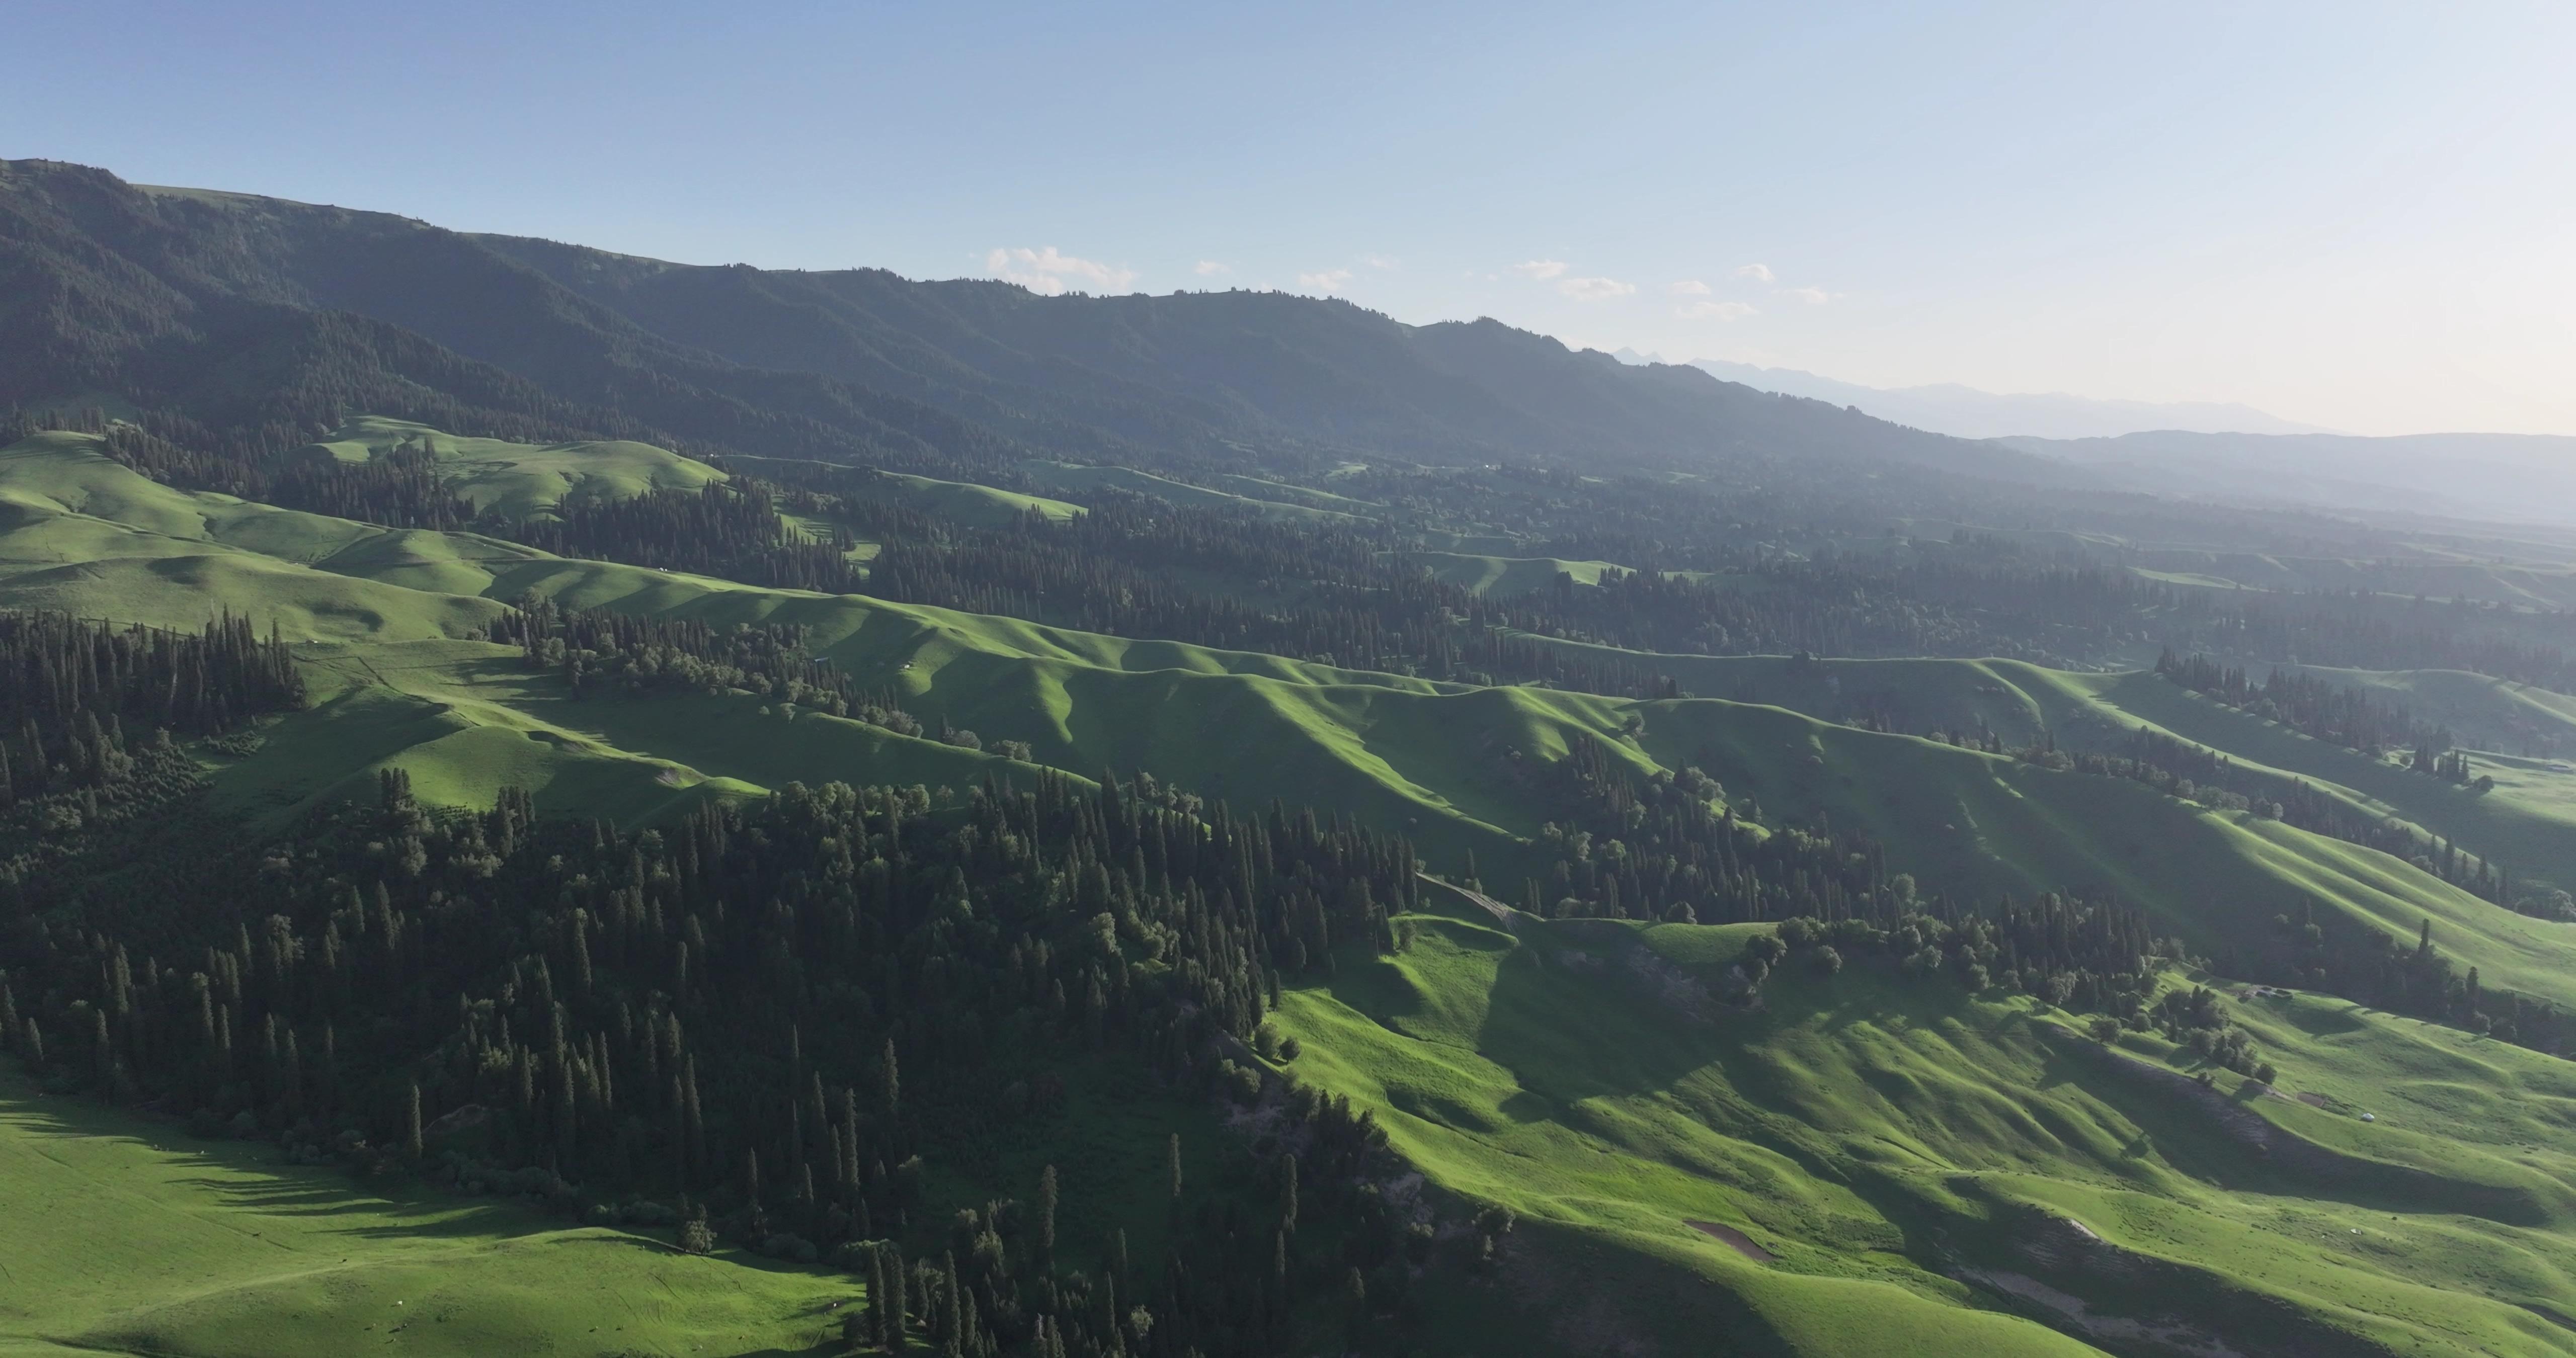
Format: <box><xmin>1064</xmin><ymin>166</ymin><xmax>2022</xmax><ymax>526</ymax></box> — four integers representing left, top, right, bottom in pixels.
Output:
<box><xmin>1777</xmin><ymin>286</ymin><xmax>1834</xmax><ymax>305</ymax></box>
<box><xmin>987</xmin><ymin>246</ymin><xmax>1137</xmax><ymax>296</ymax></box>
<box><xmin>1678</xmin><ymin>300</ymin><xmax>1759</xmax><ymax>321</ymax></box>
<box><xmin>1557</xmin><ymin>276</ymin><xmax>1637</xmax><ymax>301</ymax></box>
<box><xmin>1361</xmin><ymin>253</ymin><xmax>1399</xmax><ymax>270</ymax></box>
<box><xmin>1732</xmin><ymin>263</ymin><xmax>1775</xmax><ymax>283</ymax></box>
<box><xmin>1668</xmin><ymin>280</ymin><xmax>1712</xmax><ymax>296</ymax></box>
<box><xmin>1509</xmin><ymin>259</ymin><xmax>1570</xmax><ymax>280</ymax></box>
<box><xmin>1297</xmin><ymin>268</ymin><xmax>1355</xmax><ymax>293</ymax></box>
<box><xmin>1193</xmin><ymin>260</ymin><xmax>1231</xmax><ymax>276</ymax></box>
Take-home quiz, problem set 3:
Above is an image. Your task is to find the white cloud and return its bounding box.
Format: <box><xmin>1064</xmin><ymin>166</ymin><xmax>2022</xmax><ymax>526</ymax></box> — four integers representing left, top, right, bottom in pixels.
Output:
<box><xmin>1361</xmin><ymin>253</ymin><xmax>1399</xmax><ymax>270</ymax></box>
<box><xmin>1193</xmin><ymin>260</ymin><xmax>1231</xmax><ymax>276</ymax></box>
<box><xmin>1778</xmin><ymin>286</ymin><xmax>1835</xmax><ymax>305</ymax></box>
<box><xmin>1557</xmin><ymin>276</ymin><xmax>1637</xmax><ymax>301</ymax></box>
<box><xmin>1510</xmin><ymin>259</ymin><xmax>1570</xmax><ymax>280</ymax></box>
<box><xmin>1298</xmin><ymin>268</ymin><xmax>1355</xmax><ymax>293</ymax></box>
<box><xmin>1679</xmin><ymin>300</ymin><xmax>1759</xmax><ymax>321</ymax></box>
<box><xmin>987</xmin><ymin>246</ymin><xmax>1138</xmax><ymax>296</ymax></box>
<box><xmin>1668</xmin><ymin>279</ymin><xmax>1712</xmax><ymax>296</ymax></box>
<box><xmin>1732</xmin><ymin>263</ymin><xmax>1775</xmax><ymax>283</ymax></box>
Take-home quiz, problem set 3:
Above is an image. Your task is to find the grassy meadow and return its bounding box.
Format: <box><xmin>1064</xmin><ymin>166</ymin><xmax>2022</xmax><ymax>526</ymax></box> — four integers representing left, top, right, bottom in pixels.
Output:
<box><xmin>13</xmin><ymin>419</ymin><xmax>2576</xmax><ymax>1354</ymax></box>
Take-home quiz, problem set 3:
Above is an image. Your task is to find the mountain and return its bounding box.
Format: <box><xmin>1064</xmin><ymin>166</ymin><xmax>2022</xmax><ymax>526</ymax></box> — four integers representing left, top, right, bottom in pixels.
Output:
<box><xmin>16</xmin><ymin>156</ymin><xmax>2576</xmax><ymax>1358</ymax></box>
<box><xmin>0</xmin><ymin>158</ymin><xmax>2062</xmax><ymax>490</ymax></box>
<box><xmin>1654</xmin><ymin>355</ymin><xmax>2325</xmax><ymax>440</ymax></box>
<box><xmin>2000</xmin><ymin>429</ymin><xmax>2576</xmax><ymax>526</ymax></box>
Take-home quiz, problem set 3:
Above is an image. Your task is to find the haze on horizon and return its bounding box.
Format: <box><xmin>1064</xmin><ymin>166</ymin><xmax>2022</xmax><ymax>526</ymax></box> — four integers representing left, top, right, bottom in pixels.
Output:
<box><xmin>13</xmin><ymin>0</ymin><xmax>2571</xmax><ymax>438</ymax></box>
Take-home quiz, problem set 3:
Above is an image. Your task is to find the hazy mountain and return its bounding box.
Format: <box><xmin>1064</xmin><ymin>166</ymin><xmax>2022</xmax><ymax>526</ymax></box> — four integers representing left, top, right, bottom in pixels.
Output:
<box><xmin>2000</xmin><ymin>429</ymin><xmax>2576</xmax><ymax>526</ymax></box>
<box><xmin>1609</xmin><ymin>351</ymin><xmax>2324</xmax><ymax>440</ymax></box>
<box><xmin>0</xmin><ymin>158</ymin><xmax>2062</xmax><ymax>489</ymax></box>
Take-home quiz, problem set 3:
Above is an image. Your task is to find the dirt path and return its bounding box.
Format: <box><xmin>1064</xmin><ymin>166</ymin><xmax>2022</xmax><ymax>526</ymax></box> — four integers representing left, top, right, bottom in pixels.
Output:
<box><xmin>1685</xmin><ymin>1220</ymin><xmax>1775</xmax><ymax>1263</ymax></box>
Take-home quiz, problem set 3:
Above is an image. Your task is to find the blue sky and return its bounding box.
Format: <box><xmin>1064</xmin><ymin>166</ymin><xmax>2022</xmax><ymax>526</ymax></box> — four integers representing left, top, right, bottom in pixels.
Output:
<box><xmin>14</xmin><ymin>1</ymin><xmax>2572</xmax><ymax>434</ymax></box>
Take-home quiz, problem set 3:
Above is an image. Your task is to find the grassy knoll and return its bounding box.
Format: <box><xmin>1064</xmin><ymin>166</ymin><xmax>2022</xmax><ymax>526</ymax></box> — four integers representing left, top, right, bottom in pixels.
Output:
<box><xmin>1272</xmin><ymin>904</ymin><xmax>2576</xmax><ymax>1356</ymax></box>
<box><xmin>1018</xmin><ymin>461</ymin><xmax>1369</xmax><ymax>522</ymax></box>
<box><xmin>730</xmin><ymin>456</ymin><xmax>1083</xmax><ymax>528</ymax></box>
<box><xmin>9</xmin><ymin>428</ymin><xmax>2570</xmax><ymax>1012</ymax></box>
<box><xmin>1410</xmin><ymin>551</ymin><xmax>1632</xmax><ymax>596</ymax></box>
<box><xmin>306</xmin><ymin>415</ymin><xmax>725</xmax><ymax>522</ymax></box>
<box><xmin>0</xmin><ymin>1071</ymin><xmax>854</xmax><ymax>1357</ymax></box>
<box><xmin>1500</xmin><ymin>634</ymin><xmax>2576</xmax><ymax>895</ymax></box>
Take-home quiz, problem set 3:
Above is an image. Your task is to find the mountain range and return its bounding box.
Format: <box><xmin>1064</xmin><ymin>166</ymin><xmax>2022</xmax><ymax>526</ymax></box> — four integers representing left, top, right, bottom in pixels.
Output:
<box><xmin>1621</xmin><ymin>351</ymin><xmax>2327</xmax><ymax>440</ymax></box>
<box><xmin>1</xmin><ymin>159</ymin><xmax>2060</xmax><ymax>492</ymax></box>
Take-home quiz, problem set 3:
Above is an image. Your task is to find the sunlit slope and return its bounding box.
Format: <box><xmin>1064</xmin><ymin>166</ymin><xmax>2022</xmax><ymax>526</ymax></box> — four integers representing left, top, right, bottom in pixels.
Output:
<box><xmin>1505</xmin><ymin>636</ymin><xmax>2576</xmax><ymax>895</ymax></box>
<box><xmin>0</xmin><ymin>1072</ymin><xmax>852</xmax><ymax>1358</ymax></box>
<box><xmin>2271</xmin><ymin>663</ymin><xmax>2576</xmax><ymax>754</ymax></box>
<box><xmin>1411</xmin><ymin>551</ymin><xmax>1632</xmax><ymax>596</ymax></box>
<box><xmin>7</xmin><ymin>430</ymin><xmax>2565</xmax><ymax>1009</ymax></box>
<box><xmin>306</xmin><ymin>414</ymin><xmax>725</xmax><ymax>521</ymax></box>
<box><xmin>199</xmin><ymin>637</ymin><xmax>1070</xmax><ymax>829</ymax></box>
<box><xmin>1627</xmin><ymin>696</ymin><xmax>2576</xmax><ymax>1011</ymax></box>
<box><xmin>1019</xmin><ymin>460</ymin><xmax>1367</xmax><ymax>522</ymax></box>
<box><xmin>1274</xmin><ymin>906</ymin><xmax>2576</xmax><ymax>1357</ymax></box>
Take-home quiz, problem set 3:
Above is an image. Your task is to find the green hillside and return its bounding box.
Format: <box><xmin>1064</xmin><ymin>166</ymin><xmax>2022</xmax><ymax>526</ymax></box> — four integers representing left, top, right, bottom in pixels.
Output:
<box><xmin>1019</xmin><ymin>461</ymin><xmax>1370</xmax><ymax>522</ymax></box>
<box><xmin>10</xmin><ymin>419</ymin><xmax>2576</xmax><ymax>1356</ymax></box>
<box><xmin>305</xmin><ymin>415</ymin><xmax>726</xmax><ymax>522</ymax></box>
<box><xmin>16</xmin><ymin>151</ymin><xmax>2576</xmax><ymax>1358</ymax></box>
<box><xmin>0</xmin><ymin>1071</ymin><xmax>855</xmax><ymax>1358</ymax></box>
<box><xmin>1502</xmin><ymin>635</ymin><xmax>2576</xmax><ymax>896</ymax></box>
<box><xmin>7</xmin><ymin>428</ymin><xmax>2561</xmax><ymax>1011</ymax></box>
<box><xmin>1276</xmin><ymin>899</ymin><xmax>2576</xmax><ymax>1356</ymax></box>
<box><xmin>734</xmin><ymin>455</ymin><xmax>1084</xmax><ymax>528</ymax></box>
<box><xmin>1412</xmin><ymin>551</ymin><xmax>1632</xmax><ymax>595</ymax></box>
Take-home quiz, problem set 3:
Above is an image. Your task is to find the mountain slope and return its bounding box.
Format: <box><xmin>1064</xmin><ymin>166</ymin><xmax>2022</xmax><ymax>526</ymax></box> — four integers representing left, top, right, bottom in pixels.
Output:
<box><xmin>1279</xmin><ymin>901</ymin><xmax>2576</xmax><ymax>1356</ymax></box>
<box><xmin>1</xmin><ymin>158</ymin><xmax>2069</xmax><ymax>490</ymax></box>
<box><xmin>7</xmin><ymin>425</ymin><xmax>2564</xmax><ymax>1022</ymax></box>
<box><xmin>2002</xmin><ymin>430</ymin><xmax>2576</xmax><ymax>526</ymax></box>
<box><xmin>1678</xmin><ymin>356</ymin><xmax>2324</xmax><ymax>440</ymax></box>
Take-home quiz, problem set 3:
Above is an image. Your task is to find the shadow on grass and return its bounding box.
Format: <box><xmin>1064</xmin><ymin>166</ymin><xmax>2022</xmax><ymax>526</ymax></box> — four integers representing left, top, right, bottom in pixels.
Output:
<box><xmin>1</xmin><ymin>1074</ymin><xmax>588</xmax><ymax>1244</ymax></box>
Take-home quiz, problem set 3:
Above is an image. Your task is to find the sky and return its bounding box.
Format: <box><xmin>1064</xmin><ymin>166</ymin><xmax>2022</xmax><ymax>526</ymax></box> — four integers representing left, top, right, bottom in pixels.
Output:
<box><xmin>12</xmin><ymin>1</ymin><xmax>2574</xmax><ymax>436</ymax></box>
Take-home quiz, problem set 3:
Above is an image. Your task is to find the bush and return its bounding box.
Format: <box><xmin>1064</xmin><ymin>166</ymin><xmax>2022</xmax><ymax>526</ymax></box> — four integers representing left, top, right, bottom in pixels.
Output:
<box><xmin>679</xmin><ymin>1212</ymin><xmax>715</xmax><ymax>1255</ymax></box>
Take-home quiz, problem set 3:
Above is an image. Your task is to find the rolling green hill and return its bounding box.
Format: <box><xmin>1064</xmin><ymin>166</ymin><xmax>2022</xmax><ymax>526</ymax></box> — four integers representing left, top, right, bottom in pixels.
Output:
<box><xmin>1501</xmin><ymin>635</ymin><xmax>2576</xmax><ymax>896</ymax></box>
<box><xmin>8</xmin><ymin>427</ymin><xmax>2564</xmax><ymax>1014</ymax></box>
<box><xmin>1412</xmin><ymin>551</ymin><xmax>1632</xmax><ymax>596</ymax></box>
<box><xmin>1277</xmin><ymin>896</ymin><xmax>2576</xmax><ymax>1356</ymax></box>
<box><xmin>10</xmin><ymin>416</ymin><xmax>2576</xmax><ymax>1355</ymax></box>
<box><xmin>0</xmin><ymin>1070</ymin><xmax>855</xmax><ymax>1358</ymax></box>
<box><xmin>305</xmin><ymin>415</ymin><xmax>726</xmax><ymax>523</ymax></box>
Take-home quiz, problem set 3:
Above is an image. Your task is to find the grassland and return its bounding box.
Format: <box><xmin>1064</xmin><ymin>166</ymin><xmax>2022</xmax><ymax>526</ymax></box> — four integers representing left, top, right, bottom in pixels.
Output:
<box><xmin>731</xmin><ymin>455</ymin><xmax>1083</xmax><ymax>528</ymax></box>
<box><xmin>1411</xmin><ymin>551</ymin><xmax>1633</xmax><ymax>596</ymax></box>
<box><xmin>0</xmin><ymin>1071</ymin><xmax>856</xmax><ymax>1357</ymax></box>
<box><xmin>17</xmin><ymin>421</ymin><xmax>2576</xmax><ymax>1353</ymax></box>
<box><xmin>1272</xmin><ymin>897</ymin><xmax>2576</xmax><ymax>1356</ymax></box>
<box><xmin>1018</xmin><ymin>461</ymin><xmax>1370</xmax><ymax>522</ymax></box>
<box><xmin>1502</xmin><ymin>634</ymin><xmax>2576</xmax><ymax>895</ymax></box>
<box><xmin>10</xmin><ymin>428</ymin><xmax>2572</xmax><ymax>1014</ymax></box>
<box><xmin>307</xmin><ymin>415</ymin><xmax>728</xmax><ymax>522</ymax></box>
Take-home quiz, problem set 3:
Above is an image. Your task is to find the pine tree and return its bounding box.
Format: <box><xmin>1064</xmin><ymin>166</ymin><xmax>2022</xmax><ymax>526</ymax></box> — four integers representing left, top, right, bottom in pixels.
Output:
<box><xmin>406</xmin><ymin>1082</ymin><xmax>424</xmax><ymax>1161</ymax></box>
<box><xmin>1038</xmin><ymin>1164</ymin><xmax>1059</xmax><ymax>1271</ymax></box>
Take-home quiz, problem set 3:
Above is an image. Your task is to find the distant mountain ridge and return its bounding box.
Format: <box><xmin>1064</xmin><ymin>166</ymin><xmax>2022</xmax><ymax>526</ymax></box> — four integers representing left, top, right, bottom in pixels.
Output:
<box><xmin>1998</xmin><ymin>429</ymin><xmax>2576</xmax><ymax>526</ymax></box>
<box><xmin>0</xmin><ymin>158</ymin><xmax>2063</xmax><ymax>491</ymax></box>
<box><xmin>1610</xmin><ymin>351</ymin><xmax>2325</xmax><ymax>440</ymax></box>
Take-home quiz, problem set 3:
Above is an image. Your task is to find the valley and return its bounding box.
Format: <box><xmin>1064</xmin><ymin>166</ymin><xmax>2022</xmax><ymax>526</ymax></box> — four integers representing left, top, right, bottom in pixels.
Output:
<box><xmin>5</xmin><ymin>155</ymin><xmax>2576</xmax><ymax>1357</ymax></box>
